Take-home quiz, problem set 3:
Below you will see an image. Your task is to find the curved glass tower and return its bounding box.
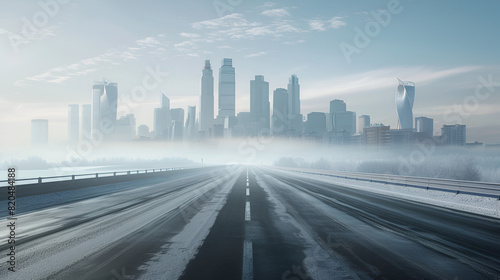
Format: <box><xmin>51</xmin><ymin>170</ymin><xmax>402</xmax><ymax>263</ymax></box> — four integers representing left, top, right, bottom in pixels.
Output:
<box><xmin>395</xmin><ymin>79</ymin><xmax>415</xmax><ymax>130</ymax></box>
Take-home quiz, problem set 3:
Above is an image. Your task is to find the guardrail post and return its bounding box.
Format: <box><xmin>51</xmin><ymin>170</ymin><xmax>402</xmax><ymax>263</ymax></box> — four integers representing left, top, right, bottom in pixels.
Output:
<box><xmin>113</xmin><ymin>172</ymin><xmax>116</xmax><ymax>176</ymax></box>
<box><xmin>145</xmin><ymin>170</ymin><xmax>148</xmax><ymax>174</ymax></box>
<box><xmin>72</xmin><ymin>175</ymin><xmax>75</xmax><ymax>180</ymax></box>
<box><xmin>127</xmin><ymin>171</ymin><xmax>130</xmax><ymax>175</ymax></box>
<box><xmin>96</xmin><ymin>173</ymin><xmax>98</xmax><ymax>178</ymax></box>
<box><xmin>38</xmin><ymin>177</ymin><xmax>42</xmax><ymax>184</ymax></box>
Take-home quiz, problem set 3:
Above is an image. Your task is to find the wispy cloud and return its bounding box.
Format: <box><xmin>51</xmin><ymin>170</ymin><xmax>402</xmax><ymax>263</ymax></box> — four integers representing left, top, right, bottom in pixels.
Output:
<box><xmin>15</xmin><ymin>34</ymin><xmax>169</xmax><ymax>87</ymax></box>
<box><xmin>188</xmin><ymin>12</ymin><xmax>345</xmax><ymax>45</ymax></box>
<box><xmin>303</xmin><ymin>66</ymin><xmax>482</xmax><ymax>100</ymax></box>
<box><xmin>309</xmin><ymin>17</ymin><xmax>346</xmax><ymax>31</ymax></box>
<box><xmin>190</xmin><ymin>13</ymin><xmax>304</xmax><ymax>42</ymax></box>
<box><xmin>136</xmin><ymin>37</ymin><xmax>162</xmax><ymax>47</ymax></box>
<box><xmin>192</xmin><ymin>13</ymin><xmax>258</xmax><ymax>30</ymax></box>
<box><xmin>0</xmin><ymin>24</ymin><xmax>60</xmax><ymax>46</ymax></box>
<box><xmin>262</xmin><ymin>8</ymin><xmax>290</xmax><ymax>17</ymax></box>
<box><xmin>244</xmin><ymin>51</ymin><xmax>268</xmax><ymax>58</ymax></box>
<box><xmin>180</xmin><ymin>32</ymin><xmax>200</xmax><ymax>38</ymax></box>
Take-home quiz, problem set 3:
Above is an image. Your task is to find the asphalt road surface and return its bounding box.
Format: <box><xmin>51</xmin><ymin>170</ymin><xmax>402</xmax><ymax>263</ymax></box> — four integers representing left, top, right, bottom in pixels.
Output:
<box><xmin>1</xmin><ymin>165</ymin><xmax>499</xmax><ymax>280</ymax></box>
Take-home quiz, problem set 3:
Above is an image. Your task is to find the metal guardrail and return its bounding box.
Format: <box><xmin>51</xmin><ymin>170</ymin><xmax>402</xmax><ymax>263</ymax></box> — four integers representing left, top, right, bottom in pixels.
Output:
<box><xmin>0</xmin><ymin>166</ymin><xmax>197</xmax><ymax>186</ymax></box>
<box><xmin>277</xmin><ymin>167</ymin><xmax>500</xmax><ymax>199</ymax></box>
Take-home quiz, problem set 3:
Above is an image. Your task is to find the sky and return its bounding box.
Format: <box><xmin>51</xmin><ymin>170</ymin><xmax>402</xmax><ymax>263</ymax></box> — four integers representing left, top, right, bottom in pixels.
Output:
<box><xmin>1</xmin><ymin>0</ymin><xmax>500</xmax><ymax>149</ymax></box>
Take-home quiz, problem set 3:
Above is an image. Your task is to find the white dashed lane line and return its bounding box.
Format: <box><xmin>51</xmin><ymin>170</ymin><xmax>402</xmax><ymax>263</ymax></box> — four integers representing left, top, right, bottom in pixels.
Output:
<box><xmin>245</xmin><ymin>201</ymin><xmax>251</xmax><ymax>221</ymax></box>
<box><xmin>242</xmin><ymin>240</ymin><xmax>253</xmax><ymax>280</ymax></box>
<box><xmin>243</xmin><ymin>169</ymin><xmax>253</xmax><ymax>279</ymax></box>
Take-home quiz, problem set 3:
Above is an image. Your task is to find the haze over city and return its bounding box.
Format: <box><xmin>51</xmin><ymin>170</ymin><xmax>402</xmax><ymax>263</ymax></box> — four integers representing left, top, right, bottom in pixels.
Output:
<box><xmin>1</xmin><ymin>0</ymin><xmax>500</xmax><ymax>150</ymax></box>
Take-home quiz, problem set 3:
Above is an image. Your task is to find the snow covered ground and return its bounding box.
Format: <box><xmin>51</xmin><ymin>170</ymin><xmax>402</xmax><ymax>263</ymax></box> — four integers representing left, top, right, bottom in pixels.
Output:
<box><xmin>273</xmin><ymin>167</ymin><xmax>500</xmax><ymax>219</ymax></box>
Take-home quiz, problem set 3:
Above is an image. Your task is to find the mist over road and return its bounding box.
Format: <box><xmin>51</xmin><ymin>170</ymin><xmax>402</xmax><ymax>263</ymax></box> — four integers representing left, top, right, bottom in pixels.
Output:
<box><xmin>1</xmin><ymin>165</ymin><xmax>499</xmax><ymax>279</ymax></box>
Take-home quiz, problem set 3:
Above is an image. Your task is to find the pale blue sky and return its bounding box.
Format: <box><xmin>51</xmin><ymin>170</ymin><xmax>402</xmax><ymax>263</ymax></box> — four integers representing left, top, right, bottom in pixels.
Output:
<box><xmin>1</xmin><ymin>0</ymin><xmax>499</xmax><ymax>147</ymax></box>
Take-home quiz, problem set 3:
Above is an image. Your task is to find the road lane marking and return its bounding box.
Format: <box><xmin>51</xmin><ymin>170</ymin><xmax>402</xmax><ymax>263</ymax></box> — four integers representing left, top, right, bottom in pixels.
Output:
<box><xmin>242</xmin><ymin>240</ymin><xmax>253</xmax><ymax>280</ymax></box>
<box><xmin>246</xmin><ymin>188</ymin><xmax>250</xmax><ymax>196</ymax></box>
<box><xmin>245</xmin><ymin>201</ymin><xmax>251</xmax><ymax>221</ymax></box>
<box><xmin>246</xmin><ymin>182</ymin><xmax>249</xmax><ymax>187</ymax></box>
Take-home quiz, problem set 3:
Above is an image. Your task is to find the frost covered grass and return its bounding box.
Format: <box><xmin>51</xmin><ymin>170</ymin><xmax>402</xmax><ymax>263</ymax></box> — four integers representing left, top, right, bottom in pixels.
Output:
<box><xmin>275</xmin><ymin>146</ymin><xmax>500</xmax><ymax>183</ymax></box>
<box><xmin>275</xmin><ymin>168</ymin><xmax>500</xmax><ymax>219</ymax></box>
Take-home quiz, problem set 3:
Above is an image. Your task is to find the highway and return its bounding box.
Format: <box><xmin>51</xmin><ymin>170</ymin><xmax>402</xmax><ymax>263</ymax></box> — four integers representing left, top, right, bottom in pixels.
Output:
<box><xmin>1</xmin><ymin>165</ymin><xmax>499</xmax><ymax>279</ymax></box>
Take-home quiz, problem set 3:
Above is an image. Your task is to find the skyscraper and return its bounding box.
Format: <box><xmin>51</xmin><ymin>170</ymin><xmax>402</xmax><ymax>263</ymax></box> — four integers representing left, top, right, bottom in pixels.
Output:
<box><xmin>112</xmin><ymin>114</ymin><xmax>136</xmax><ymax>141</ymax></box>
<box><xmin>170</xmin><ymin>108</ymin><xmax>185</xmax><ymax>141</ymax></box>
<box><xmin>363</xmin><ymin>124</ymin><xmax>391</xmax><ymax>146</ymax></box>
<box><xmin>415</xmin><ymin>116</ymin><xmax>433</xmax><ymax>137</ymax></box>
<box><xmin>330</xmin><ymin>99</ymin><xmax>346</xmax><ymax>114</ymax></box>
<box><xmin>287</xmin><ymin>75</ymin><xmax>302</xmax><ymax>133</ymax></box>
<box><xmin>441</xmin><ymin>124</ymin><xmax>466</xmax><ymax>145</ymax></box>
<box><xmin>250</xmin><ymin>75</ymin><xmax>270</xmax><ymax>133</ymax></box>
<box><xmin>31</xmin><ymin>119</ymin><xmax>48</xmax><ymax>145</ymax></box>
<box><xmin>330</xmin><ymin>99</ymin><xmax>356</xmax><ymax>135</ymax></box>
<box><xmin>272</xmin><ymin>88</ymin><xmax>288</xmax><ymax>135</ymax></box>
<box><xmin>333</xmin><ymin>111</ymin><xmax>356</xmax><ymax>135</ymax></box>
<box><xmin>306</xmin><ymin>112</ymin><xmax>326</xmax><ymax>136</ymax></box>
<box><xmin>81</xmin><ymin>104</ymin><xmax>91</xmax><ymax>141</ymax></box>
<box><xmin>357</xmin><ymin>115</ymin><xmax>371</xmax><ymax>134</ymax></box>
<box><xmin>154</xmin><ymin>92</ymin><xmax>172</xmax><ymax>139</ymax></box>
<box><xmin>92</xmin><ymin>79</ymin><xmax>118</xmax><ymax>138</ymax></box>
<box><xmin>137</xmin><ymin>125</ymin><xmax>150</xmax><ymax>138</ymax></box>
<box><xmin>218</xmin><ymin>58</ymin><xmax>235</xmax><ymax>118</ymax></box>
<box><xmin>68</xmin><ymin>104</ymin><xmax>79</xmax><ymax>143</ymax></box>
<box><xmin>185</xmin><ymin>106</ymin><xmax>196</xmax><ymax>140</ymax></box>
<box><xmin>396</xmin><ymin>79</ymin><xmax>415</xmax><ymax>130</ymax></box>
<box><xmin>200</xmin><ymin>60</ymin><xmax>214</xmax><ymax>135</ymax></box>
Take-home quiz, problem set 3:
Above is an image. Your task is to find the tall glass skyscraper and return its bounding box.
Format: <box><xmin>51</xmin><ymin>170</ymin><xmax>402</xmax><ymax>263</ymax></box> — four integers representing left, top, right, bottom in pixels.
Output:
<box><xmin>357</xmin><ymin>115</ymin><xmax>371</xmax><ymax>134</ymax></box>
<box><xmin>415</xmin><ymin>116</ymin><xmax>433</xmax><ymax>137</ymax></box>
<box><xmin>272</xmin><ymin>88</ymin><xmax>288</xmax><ymax>135</ymax></box>
<box><xmin>185</xmin><ymin>106</ymin><xmax>196</xmax><ymax>140</ymax></box>
<box><xmin>218</xmin><ymin>58</ymin><xmax>235</xmax><ymax>118</ymax></box>
<box><xmin>31</xmin><ymin>119</ymin><xmax>48</xmax><ymax>145</ymax></box>
<box><xmin>92</xmin><ymin>79</ymin><xmax>118</xmax><ymax>138</ymax></box>
<box><xmin>81</xmin><ymin>104</ymin><xmax>91</xmax><ymax>141</ymax></box>
<box><xmin>396</xmin><ymin>79</ymin><xmax>415</xmax><ymax>130</ymax></box>
<box><xmin>154</xmin><ymin>92</ymin><xmax>172</xmax><ymax>139</ymax></box>
<box><xmin>287</xmin><ymin>75</ymin><xmax>302</xmax><ymax>133</ymax></box>
<box><xmin>68</xmin><ymin>104</ymin><xmax>79</xmax><ymax>143</ymax></box>
<box><xmin>287</xmin><ymin>75</ymin><xmax>300</xmax><ymax>115</ymax></box>
<box><xmin>200</xmin><ymin>60</ymin><xmax>214</xmax><ymax>135</ymax></box>
<box><xmin>170</xmin><ymin>108</ymin><xmax>185</xmax><ymax>141</ymax></box>
<box><xmin>250</xmin><ymin>75</ymin><xmax>270</xmax><ymax>132</ymax></box>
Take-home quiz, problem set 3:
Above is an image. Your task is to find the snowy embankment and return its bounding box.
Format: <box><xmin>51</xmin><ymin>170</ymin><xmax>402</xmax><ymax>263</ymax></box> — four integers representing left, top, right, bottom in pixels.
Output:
<box><xmin>274</xmin><ymin>167</ymin><xmax>500</xmax><ymax>219</ymax></box>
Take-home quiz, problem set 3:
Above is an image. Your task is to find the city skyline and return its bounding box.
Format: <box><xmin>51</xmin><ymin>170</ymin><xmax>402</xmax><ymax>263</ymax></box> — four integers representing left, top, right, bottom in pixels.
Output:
<box><xmin>1</xmin><ymin>0</ymin><xmax>500</xmax><ymax>147</ymax></box>
<box><xmin>20</xmin><ymin>58</ymin><xmax>498</xmax><ymax>147</ymax></box>
<box><xmin>28</xmin><ymin>63</ymin><xmax>487</xmax><ymax>148</ymax></box>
